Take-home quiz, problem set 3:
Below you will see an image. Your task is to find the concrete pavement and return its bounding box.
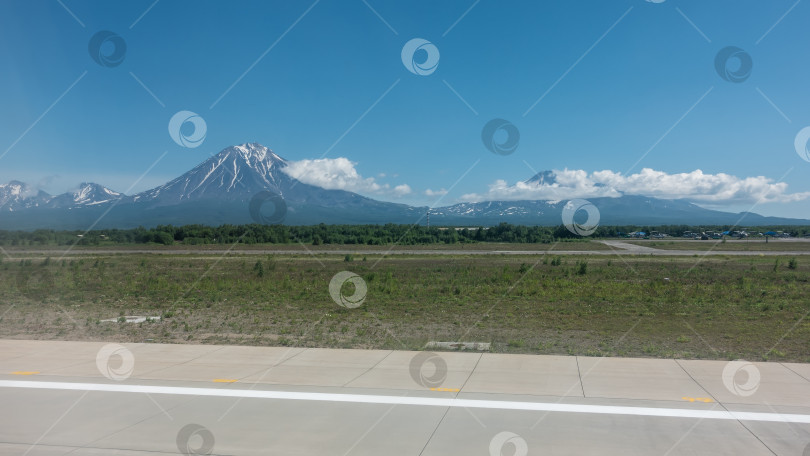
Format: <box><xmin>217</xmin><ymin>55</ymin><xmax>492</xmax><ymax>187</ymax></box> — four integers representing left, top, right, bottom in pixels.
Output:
<box><xmin>1</xmin><ymin>340</ymin><xmax>809</xmax><ymax>455</ymax></box>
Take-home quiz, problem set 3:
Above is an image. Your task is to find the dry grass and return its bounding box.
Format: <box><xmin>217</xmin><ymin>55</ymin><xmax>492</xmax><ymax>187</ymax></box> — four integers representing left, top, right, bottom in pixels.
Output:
<box><xmin>0</xmin><ymin>252</ymin><xmax>808</xmax><ymax>362</ymax></box>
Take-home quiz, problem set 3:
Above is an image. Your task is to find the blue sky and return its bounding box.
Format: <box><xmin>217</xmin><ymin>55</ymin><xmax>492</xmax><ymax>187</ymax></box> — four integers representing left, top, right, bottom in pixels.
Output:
<box><xmin>1</xmin><ymin>0</ymin><xmax>809</xmax><ymax>217</ymax></box>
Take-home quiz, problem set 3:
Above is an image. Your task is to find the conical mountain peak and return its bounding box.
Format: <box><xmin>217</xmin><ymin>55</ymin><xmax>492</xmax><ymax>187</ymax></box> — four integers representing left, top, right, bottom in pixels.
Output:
<box><xmin>133</xmin><ymin>143</ymin><xmax>292</xmax><ymax>205</ymax></box>
<box><xmin>525</xmin><ymin>170</ymin><xmax>557</xmax><ymax>186</ymax></box>
<box><xmin>220</xmin><ymin>143</ymin><xmax>286</xmax><ymax>166</ymax></box>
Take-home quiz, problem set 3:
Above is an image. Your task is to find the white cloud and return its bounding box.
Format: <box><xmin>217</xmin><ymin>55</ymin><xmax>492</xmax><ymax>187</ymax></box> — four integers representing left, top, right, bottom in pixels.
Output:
<box><xmin>425</xmin><ymin>188</ymin><xmax>448</xmax><ymax>197</ymax></box>
<box><xmin>282</xmin><ymin>157</ymin><xmax>411</xmax><ymax>197</ymax></box>
<box><xmin>460</xmin><ymin>168</ymin><xmax>810</xmax><ymax>205</ymax></box>
<box><xmin>393</xmin><ymin>184</ymin><xmax>412</xmax><ymax>196</ymax></box>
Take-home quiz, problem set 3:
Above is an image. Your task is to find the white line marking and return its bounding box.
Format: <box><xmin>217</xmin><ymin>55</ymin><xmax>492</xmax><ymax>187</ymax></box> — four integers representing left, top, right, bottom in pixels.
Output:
<box><xmin>2</xmin><ymin>380</ymin><xmax>809</xmax><ymax>424</ymax></box>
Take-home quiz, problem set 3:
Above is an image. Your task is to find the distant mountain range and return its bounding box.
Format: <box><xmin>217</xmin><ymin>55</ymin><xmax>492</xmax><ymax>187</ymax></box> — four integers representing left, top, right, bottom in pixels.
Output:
<box><xmin>0</xmin><ymin>181</ymin><xmax>122</xmax><ymax>211</ymax></box>
<box><xmin>1</xmin><ymin>143</ymin><xmax>808</xmax><ymax>230</ymax></box>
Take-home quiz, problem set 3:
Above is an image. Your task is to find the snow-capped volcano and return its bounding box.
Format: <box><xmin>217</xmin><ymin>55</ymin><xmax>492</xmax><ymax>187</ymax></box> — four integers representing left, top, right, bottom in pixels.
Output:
<box><xmin>2</xmin><ymin>143</ymin><xmax>808</xmax><ymax>229</ymax></box>
<box><xmin>1</xmin><ymin>181</ymin><xmax>121</xmax><ymax>212</ymax></box>
<box><xmin>115</xmin><ymin>142</ymin><xmax>421</xmax><ymax>225</ymax></box>
<box><xmin>133</xmin><ymin>143</ymin><xmax>289</xmax><ymax>205</ymax></box>
<box><xmin>47</xmin><ymin>183</ymin><xmax>123</xmax><ymax>208</ymax></box>
<box><xmin>525</xmin><ymin>170</ymin><xmax>557</xmax><ymax>186</ymax></box>
<box><xmin>73</xmin><ymin>183</ymin><xmax>122</xmax><ymax>205</ymax></box>
<box><xmin>0</xmin><ymin>181</ymin><xmax>50</xmax><ymax>211</ymax></box>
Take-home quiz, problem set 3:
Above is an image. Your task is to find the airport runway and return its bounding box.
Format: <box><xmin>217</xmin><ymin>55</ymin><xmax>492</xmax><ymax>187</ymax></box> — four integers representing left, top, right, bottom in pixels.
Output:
<box><xmin>1</xmin><ymin>340</ymin><xmax>809</xmax><ymax>455</ymax></box>
<box><xmin>6</xmin><ymin>240</ymin><xmax>810</xmax><ymax>257</ymax></box>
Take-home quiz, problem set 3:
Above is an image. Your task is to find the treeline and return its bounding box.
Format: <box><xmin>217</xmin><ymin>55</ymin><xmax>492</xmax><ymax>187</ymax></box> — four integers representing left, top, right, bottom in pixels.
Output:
<box><xmin>0</xmin><ymin>223</ymin><xmax>808</xmax><ymax>246</ymax></box>
<box><xmin>0</xmin><ymin>224</ymin><xmax>559</xmax><ymax>246</ymax></box>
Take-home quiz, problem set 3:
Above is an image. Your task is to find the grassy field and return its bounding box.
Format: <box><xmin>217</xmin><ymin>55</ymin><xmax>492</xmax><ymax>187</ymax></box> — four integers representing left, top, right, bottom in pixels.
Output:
<box><xmin>1</xmin><ymin>251</ymin><xmax>808</xmax><ymax>362</ymax></box>
<box><xmin>626</xmin><ymin>239</ymin><xmax>810</xmax><ymax>251</ymax></box>
<box><xmin>2</xmin><ymin>240</ymin><xmax>611</xmax><ymax>252</ymax></box>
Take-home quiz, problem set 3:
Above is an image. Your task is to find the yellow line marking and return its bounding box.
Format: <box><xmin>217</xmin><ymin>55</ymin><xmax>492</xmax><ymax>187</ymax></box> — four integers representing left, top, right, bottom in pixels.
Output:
<box><xmin>682</xmin><ymin>396</ymin><xmax>713</xmax><ymax>403</ymax></box>
<box><xmin>11</xmin><ymin>371</ymin><xmax>39</xmax><ymax>375</ymax></box>
<box><xmin>213</xmin><ymin>379</ymin><xmax>238</xmax><ymax>383</ymax></box>
<box><xmin>430</xmin><ymin>387</ymin><xmax>460</xmax><ymax>392</ymax></box>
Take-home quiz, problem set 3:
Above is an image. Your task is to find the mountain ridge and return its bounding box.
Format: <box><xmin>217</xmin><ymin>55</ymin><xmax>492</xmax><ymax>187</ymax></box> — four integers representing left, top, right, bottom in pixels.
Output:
<box><xmin>1</xmin><ymin>143</ymin><xmax>808</xmax><ymax>229</ymax></box>
<box><xmin>132</xmin><ymin>143</ymin><xmax>288</xmax><ymax>206</ymax></box>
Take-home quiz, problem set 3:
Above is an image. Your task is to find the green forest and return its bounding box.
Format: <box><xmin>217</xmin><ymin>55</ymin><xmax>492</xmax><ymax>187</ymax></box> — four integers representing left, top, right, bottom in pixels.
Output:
<box><xmin>1</xmin><ymin>223</ymin><xmax>808</xmax><ymax>246</ymax></box>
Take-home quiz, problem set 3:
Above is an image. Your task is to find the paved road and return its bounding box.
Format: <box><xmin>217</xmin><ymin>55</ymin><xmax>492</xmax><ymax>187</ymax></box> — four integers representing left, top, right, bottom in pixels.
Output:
<box><xmin>6</xmin><ymin>244</ymin><xmax>810</xmax><ymax>257</ymax></box>
<box><xmin>1</xmin><ymin>340</ymin><xmax>809</xmax><ymax>455</ymax></box>
<box><xmin>599</xmin><ymin>240</ymin><xmax>662</xmax><ymax>253</ymax></box>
